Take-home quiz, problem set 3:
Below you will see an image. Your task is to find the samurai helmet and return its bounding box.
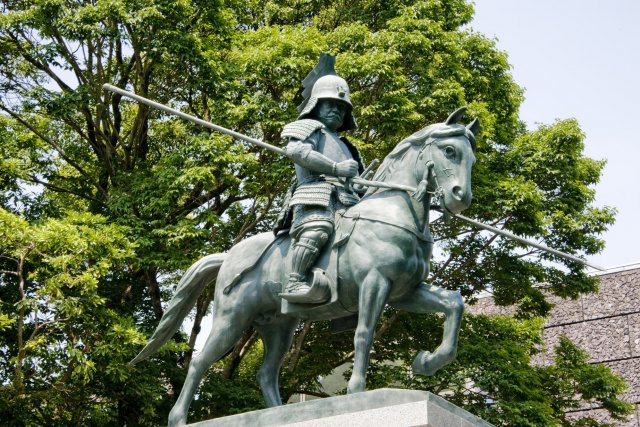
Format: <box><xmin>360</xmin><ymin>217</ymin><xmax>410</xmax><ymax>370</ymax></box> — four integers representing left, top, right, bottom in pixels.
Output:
<box><xmin>297</xmin><ymin>54</ymin><xmax>357</xmax><ymax>132</ymax></box>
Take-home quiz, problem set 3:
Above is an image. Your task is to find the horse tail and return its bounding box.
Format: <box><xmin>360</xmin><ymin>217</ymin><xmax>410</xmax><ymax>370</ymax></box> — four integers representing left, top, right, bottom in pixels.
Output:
<box><xmin>130</xmin><ymin>253</ymin><xmax>226</xmax><ymax>365</ymax></box>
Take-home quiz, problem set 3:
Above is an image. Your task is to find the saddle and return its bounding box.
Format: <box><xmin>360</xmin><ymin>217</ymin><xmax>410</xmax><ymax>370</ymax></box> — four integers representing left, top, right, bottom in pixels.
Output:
<box><xmin>221</xmin><ymin>211</ymin><xmax>362</xmax><ymax>328</ymax></box>
<box><xmin>279</xmin><ymin>211</ymin><xmax>360</xmax><ymax>320</ymax></box>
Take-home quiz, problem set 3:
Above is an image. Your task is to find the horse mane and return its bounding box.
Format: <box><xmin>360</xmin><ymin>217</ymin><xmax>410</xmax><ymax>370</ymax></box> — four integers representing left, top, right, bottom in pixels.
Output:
<box><xmin>368</xmin><ymin>122</ymin><xmax>476</xmax><ymax>190</ymax></box>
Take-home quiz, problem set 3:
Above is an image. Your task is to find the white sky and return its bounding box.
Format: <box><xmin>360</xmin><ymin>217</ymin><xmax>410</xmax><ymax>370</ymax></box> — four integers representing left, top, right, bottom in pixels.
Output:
<box><xmin>470</xmin><ymin>0</ymin><xmax>640</xmax><ymax>270</ymax></box>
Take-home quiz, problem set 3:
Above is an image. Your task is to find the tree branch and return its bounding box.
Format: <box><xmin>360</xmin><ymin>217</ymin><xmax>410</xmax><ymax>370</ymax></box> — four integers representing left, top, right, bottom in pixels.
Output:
<box><xmin>145</xmin><ymin>268</ymin><xmax>163</xmax><ymax>321</ymax></box>
<box><xmin>332</xmin><ymin>311</ymin><xmax>405</xmax><ymax>369</ymax></box>
<box><xmin>184</xmin><ymin>282</ymin><xmax>216</xmax><ymax>367</ymax></box>
<box><xmin>14</xmin><ymin>254</ymin><xmax>26</xmax><ymax>393</ymax></box>
<box><xmin>287</xmin><ymin>321</ymin><xmax>311</xmax><ymax>374</ymax></box>
<box><xmin>0</xmin><ymin>270</ymin><xmax>18</xmax><ymax>276</ymax></box>
<box><xmin>222</xmin><ymin>329</ymin><xmax>257</xmax><ymax>379</ymax></box>
<box><xmin>0</xmin><ymin>105</ymin><xmax>107</xmax><ymax>197</ymax></box>
<box><xmin>9</xmin><ymin>31</ymin><xmax>73</xmax><ymax>92</ymax></box>
<box><xmin>168</xmin><ymin>183</ymin><xmax>225</xmax><ymax>222</ymax></box>
<box><xmin>233</xmin><ymin>195</ymin><xmax>275</xmax><ymax>244</ymax></box>
<box><xmin>8</xmin><ymin>31</ymin><xmax>112</xmax><ymax>177</ymax></box>
<box><xmin>28</xmin><ymin>317</ymin><xmax>70</xmax><ymax>342</ymax></box>
<box><xmin>49</xmin><ymin>29</ymin><xmax>88</xmax><ymax>87</ymax></box>
<box><xmin>215</xmin><ymin>193</ymin><xmax>248</xmax><ymax>216</ymax></box>
<box><xmin>26</xmin><ymin>174</ymin><xmax>105</xmax><ymax>206</ymax></box>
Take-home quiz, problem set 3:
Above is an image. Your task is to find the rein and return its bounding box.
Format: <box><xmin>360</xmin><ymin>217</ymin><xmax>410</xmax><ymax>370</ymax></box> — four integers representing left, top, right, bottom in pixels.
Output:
<box><xmin>353</xmin><ymin>139</ymin><xmax>443</xmax><ymax>204</ymax></box>
<box><xmin>353</xmin><ymin>173</ymin><xmax>604</xmax><ymax>271</ymax></box>
<box><xmin>341</xmin><ymin>141</ymin><xmax>442</xmax><ymax>244</ymax></box>
<box><xmin>414</xmin><ymin>140</ymin><xmax>444</xmax><ymax>203</ymax></box>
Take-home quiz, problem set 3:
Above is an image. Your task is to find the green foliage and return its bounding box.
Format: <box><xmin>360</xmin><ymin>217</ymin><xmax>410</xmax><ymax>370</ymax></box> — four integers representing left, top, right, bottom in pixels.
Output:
<box><xmin>0</xmin><ymin>208</ymin><xmax>150</xmax><ymax>425</ymax></box>
<box><xmin>0</xmin><ymin>0</ymin><xmax>625</xmax><ymax>425</ymax></box>
<box><xmin>432</xmin><ymin>118</ymin><xmax>613</xmax><ymax>314</ymax></box>
<box><xmin>547</xmin><ymin>337</ymin><xmax>634</xmax><ymax>426</ymax></box>
<box><xmin>191</xmin><ymin>342</ymin><xmax>266</xmax><ymax>418</ymax></box>
<box><xmin>343</xmin><ymin>313</ymin><xmax>633</xmax><ymax>426</ymax></box>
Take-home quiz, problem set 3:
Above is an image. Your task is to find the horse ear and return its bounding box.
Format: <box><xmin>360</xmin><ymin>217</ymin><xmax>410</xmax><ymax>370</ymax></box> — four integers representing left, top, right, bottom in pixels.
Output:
<box><xmin>466</xmin><ymin>117</ymin><xmax>480</xmax><ymax>136</ymax></box>
<box><xmin>445</xmin><ymin>106</ymin><xmax>467</xmax><ymax>125</ymax></box>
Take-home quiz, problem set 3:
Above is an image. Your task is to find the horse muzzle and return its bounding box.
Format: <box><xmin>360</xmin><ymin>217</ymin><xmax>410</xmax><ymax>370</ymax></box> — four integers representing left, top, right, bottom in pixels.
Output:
<box><xmin>443</xmin><ymin>185</ymin><xmax>472</xmax><ymax>214</ymax></box>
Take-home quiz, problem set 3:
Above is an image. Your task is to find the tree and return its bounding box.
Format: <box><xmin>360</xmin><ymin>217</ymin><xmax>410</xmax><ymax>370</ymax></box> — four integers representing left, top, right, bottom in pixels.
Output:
<box><xmin>0</xmin><ymin>0</ymin><xmax>628</xmax><ymax>425</ymax></box>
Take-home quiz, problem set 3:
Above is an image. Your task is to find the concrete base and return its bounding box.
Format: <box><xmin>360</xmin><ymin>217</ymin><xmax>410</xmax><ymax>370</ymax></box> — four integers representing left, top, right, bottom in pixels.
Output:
<box><xmin>188</xmin><ymin>388</ymin><xmax>494</xmax><ymax>427</ymax></box>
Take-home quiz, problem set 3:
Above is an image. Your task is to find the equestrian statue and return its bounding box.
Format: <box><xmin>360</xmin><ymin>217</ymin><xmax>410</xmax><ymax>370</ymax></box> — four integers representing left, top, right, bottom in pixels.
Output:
<box><xmin>100</xmin><ymin>54</ymin><xmax>598</xmax><ymax>427</ymax></box>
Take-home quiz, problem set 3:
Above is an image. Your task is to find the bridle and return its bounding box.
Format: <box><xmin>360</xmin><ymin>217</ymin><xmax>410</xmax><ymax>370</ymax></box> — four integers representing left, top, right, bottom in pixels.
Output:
<box><xmin>413</xmin><ymin>139</ymin><xmax>445</xmax><ymax>205</ymax></box>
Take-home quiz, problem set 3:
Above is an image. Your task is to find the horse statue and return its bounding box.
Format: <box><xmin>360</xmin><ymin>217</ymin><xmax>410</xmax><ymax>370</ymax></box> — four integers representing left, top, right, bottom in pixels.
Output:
<box><xmin>131</xmin><ymin>107</ymin><xmax>478</xmax><ymax>426</ymax></box>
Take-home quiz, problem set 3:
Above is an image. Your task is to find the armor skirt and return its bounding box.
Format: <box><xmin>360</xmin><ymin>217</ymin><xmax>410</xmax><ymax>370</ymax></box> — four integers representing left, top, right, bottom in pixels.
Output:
<box><xmin>290</xmin><ymin>182</ymin><xmax>359</xmax><ymax>236</ymax></box>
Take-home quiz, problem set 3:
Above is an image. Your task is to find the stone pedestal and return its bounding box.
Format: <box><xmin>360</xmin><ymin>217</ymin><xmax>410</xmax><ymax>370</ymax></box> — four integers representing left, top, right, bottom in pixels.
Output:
<box><xmin>188</xmin><ymin>388</ymin><xmax>494</xmax><ymax>427</ymax></box>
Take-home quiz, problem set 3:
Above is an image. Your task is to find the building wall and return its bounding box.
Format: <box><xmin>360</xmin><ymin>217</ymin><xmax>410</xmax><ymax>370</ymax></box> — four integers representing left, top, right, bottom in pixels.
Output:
<box><xmin>470</xmin><ymin>264</ymin><xmax>640</xmax><ymax>426</ymax></box>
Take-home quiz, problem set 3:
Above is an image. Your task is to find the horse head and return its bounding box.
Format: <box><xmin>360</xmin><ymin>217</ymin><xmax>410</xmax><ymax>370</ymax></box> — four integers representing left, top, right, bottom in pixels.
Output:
<box><xmin>372</xmin><ymin>107</ymin><xmax>478</xmax><ymax>214</ymax></box>
<box><xmin>420</xmin><ymin>107</ymin><xmax>478</xmax><ymax>214</ymax></box>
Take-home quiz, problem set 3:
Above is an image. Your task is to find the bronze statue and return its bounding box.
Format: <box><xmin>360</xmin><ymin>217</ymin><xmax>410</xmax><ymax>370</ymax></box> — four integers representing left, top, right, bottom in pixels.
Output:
<box><xmin>98</xmin><ymin>54</ymin><xmax>604</xmax><ymax>427</ymax></box>
<box><xmin>127</xmin><ymin>89</ymin><xmax>478</xmax><ymax>425</ymax></box>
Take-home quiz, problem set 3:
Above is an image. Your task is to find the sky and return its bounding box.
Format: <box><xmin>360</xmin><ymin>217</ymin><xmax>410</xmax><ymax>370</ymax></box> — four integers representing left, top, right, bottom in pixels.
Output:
<box><xmin>469</xmin><ymin>0</ymin><xmax>640</xmax><ymax>270</ymax></box>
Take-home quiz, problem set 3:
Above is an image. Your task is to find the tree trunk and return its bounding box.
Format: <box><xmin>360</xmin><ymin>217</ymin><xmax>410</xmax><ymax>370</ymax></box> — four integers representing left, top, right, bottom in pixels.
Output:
<box><xmin>222</xmin><ymin>329</ymin><xmax>257</xmax><ymax>379</ymax></box>
<box><xmin>145</xmin><ymin>268</ymin><xmax>163</xmax><ymax>321</ymax></box>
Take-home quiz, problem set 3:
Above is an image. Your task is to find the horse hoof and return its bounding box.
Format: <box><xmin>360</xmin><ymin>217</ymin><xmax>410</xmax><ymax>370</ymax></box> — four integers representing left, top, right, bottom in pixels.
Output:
<box><xmin>412</xmin><ymin>351</ymin><xmax>428</xmax><ymax>375</ymax></box>
<box><xmin>168</xmin><ymin>411</ymin><xmax>186</xmax><ymax>427</ymax></box>
<box><xmin>412</xmin><ymin>351</ymin><xmax>439</xmax><ymax>376</ymax></box>
<box><xmin>347</xmin><ymin>376</ymin><xmax>366</xmax><ymax>394</ymax></box>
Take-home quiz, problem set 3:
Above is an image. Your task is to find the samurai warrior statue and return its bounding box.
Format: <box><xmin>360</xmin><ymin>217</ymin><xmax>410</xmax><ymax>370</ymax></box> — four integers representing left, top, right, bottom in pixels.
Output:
<box><xmin>277</xmin><ymin>54</ymin><xmax>365</xmax><ymax>304</ymax></box>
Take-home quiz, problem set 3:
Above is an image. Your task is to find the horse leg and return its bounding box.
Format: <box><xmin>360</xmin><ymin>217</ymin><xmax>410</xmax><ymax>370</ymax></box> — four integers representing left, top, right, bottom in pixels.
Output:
<box><xmin>347</xmin><ymin>270</ymin><xmax>391</xmax><ymax>394</ymax></box>
<box><xmin>168</xmin><ymin>306</ymin><xmax>253</xmax><ymax>427</ymax></box>
<box><xmin>391</xmin><ymin>282</ymin><xmax>464</xmax><ymax>376</ymax></box>
<box><xmin>254</xmin><ymin>316</ymin><xmax>299</xmax><ymax>407</ymax></box>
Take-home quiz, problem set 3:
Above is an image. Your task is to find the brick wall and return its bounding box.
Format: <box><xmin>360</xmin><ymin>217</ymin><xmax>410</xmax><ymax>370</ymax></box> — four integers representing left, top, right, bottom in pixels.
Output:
<box><xmin>469</xmin><ymin>265</ymin><xmax>640</xmax><ymax>426</ymax></box>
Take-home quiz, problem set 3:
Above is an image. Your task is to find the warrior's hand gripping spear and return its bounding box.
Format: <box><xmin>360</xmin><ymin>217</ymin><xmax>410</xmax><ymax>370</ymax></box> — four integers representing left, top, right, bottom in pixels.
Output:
<box><xmin>101</xmin><ymin>84</ymin><xmax>605</xmax><ymax>271</ymax></box>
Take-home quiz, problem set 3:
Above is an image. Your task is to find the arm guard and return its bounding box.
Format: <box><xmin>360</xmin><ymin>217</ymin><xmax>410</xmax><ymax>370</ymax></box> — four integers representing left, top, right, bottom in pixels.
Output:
<box><xmin>284</xmin><ymin>140</ymin><xmax>337</xmax><ymax>176</ymax></box>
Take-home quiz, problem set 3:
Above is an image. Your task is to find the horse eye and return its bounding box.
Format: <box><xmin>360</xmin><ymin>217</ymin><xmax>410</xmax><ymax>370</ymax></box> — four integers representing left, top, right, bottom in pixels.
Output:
<box><xmin>444</xmin><ymin>146</ymin><xmax>456</xmax><ymax>157</ymax></box>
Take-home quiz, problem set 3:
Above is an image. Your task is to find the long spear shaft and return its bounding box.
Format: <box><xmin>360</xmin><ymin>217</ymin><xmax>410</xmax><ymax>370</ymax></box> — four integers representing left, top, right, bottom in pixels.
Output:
<box><xmin>102</xmin><ymin>84</ymin><xmax>605</xmax><ymax>271</ymax></box>
<box><xmin>102</xmin><ymin>84</ymin><xmax>285</xmax><ymax>155</ymax></box>
<box><xmin>448</xmin><ymin>212</ymin><xmax>605</xmax><ymax>271</ymax></box>
<box><xmin>355</xmin><ymin>177</ymin><xmax>606</xmax><ymax>270</ymax></box>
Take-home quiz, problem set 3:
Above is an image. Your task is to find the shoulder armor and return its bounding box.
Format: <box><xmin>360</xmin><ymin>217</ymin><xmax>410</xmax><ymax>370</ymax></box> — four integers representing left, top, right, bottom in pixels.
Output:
<box><xmin>282</xmin><ymin>119</ymin><xmax>325</xmax><ymax>141</ymax></box>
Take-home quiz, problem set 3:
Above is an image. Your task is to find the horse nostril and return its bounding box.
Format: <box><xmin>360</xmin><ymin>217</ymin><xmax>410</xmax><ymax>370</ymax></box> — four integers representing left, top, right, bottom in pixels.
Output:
<box><xmin>453</xmin><ymin>186</ymin><xmax>464</xmax><ymax>200</ymax></box>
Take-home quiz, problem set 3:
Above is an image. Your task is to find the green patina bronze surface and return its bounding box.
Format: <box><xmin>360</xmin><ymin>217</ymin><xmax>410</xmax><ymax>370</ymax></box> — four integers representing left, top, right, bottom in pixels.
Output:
<box><xmin>130</xmin><ymin>55</ymin><xmax>479</xmax><ymax>427</ymax></box>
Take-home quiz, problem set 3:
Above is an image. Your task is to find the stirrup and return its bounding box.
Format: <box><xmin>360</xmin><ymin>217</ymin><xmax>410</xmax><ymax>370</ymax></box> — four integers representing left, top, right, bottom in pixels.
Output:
<box><xmin>279</xmin><ymin>279</ymin><xmax>328</xmax><ymax>304</ymax></box>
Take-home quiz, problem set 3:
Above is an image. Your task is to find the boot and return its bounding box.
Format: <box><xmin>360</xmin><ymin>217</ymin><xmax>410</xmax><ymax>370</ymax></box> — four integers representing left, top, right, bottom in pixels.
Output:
<box><xmin>280</xmin><ymin>237</ymin><xmax>328</xmax><ymax>303</ymax></box>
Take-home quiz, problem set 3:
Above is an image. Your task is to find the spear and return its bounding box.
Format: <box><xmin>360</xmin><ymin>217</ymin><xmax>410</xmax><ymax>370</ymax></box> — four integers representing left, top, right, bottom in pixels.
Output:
<box><xmin>102</xmin><ymin>84</ymin><xmax>285</xmax><ymax>155</ymax></box>
<box><xmin>101</xmin><ymin>84</ymin><xmax>606</xmax><ymax>271</ymax></box>
<box><xmin>434</xmin><ymin>209</ymin><xmax>605</xmax><ymax>271</ymax></box>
